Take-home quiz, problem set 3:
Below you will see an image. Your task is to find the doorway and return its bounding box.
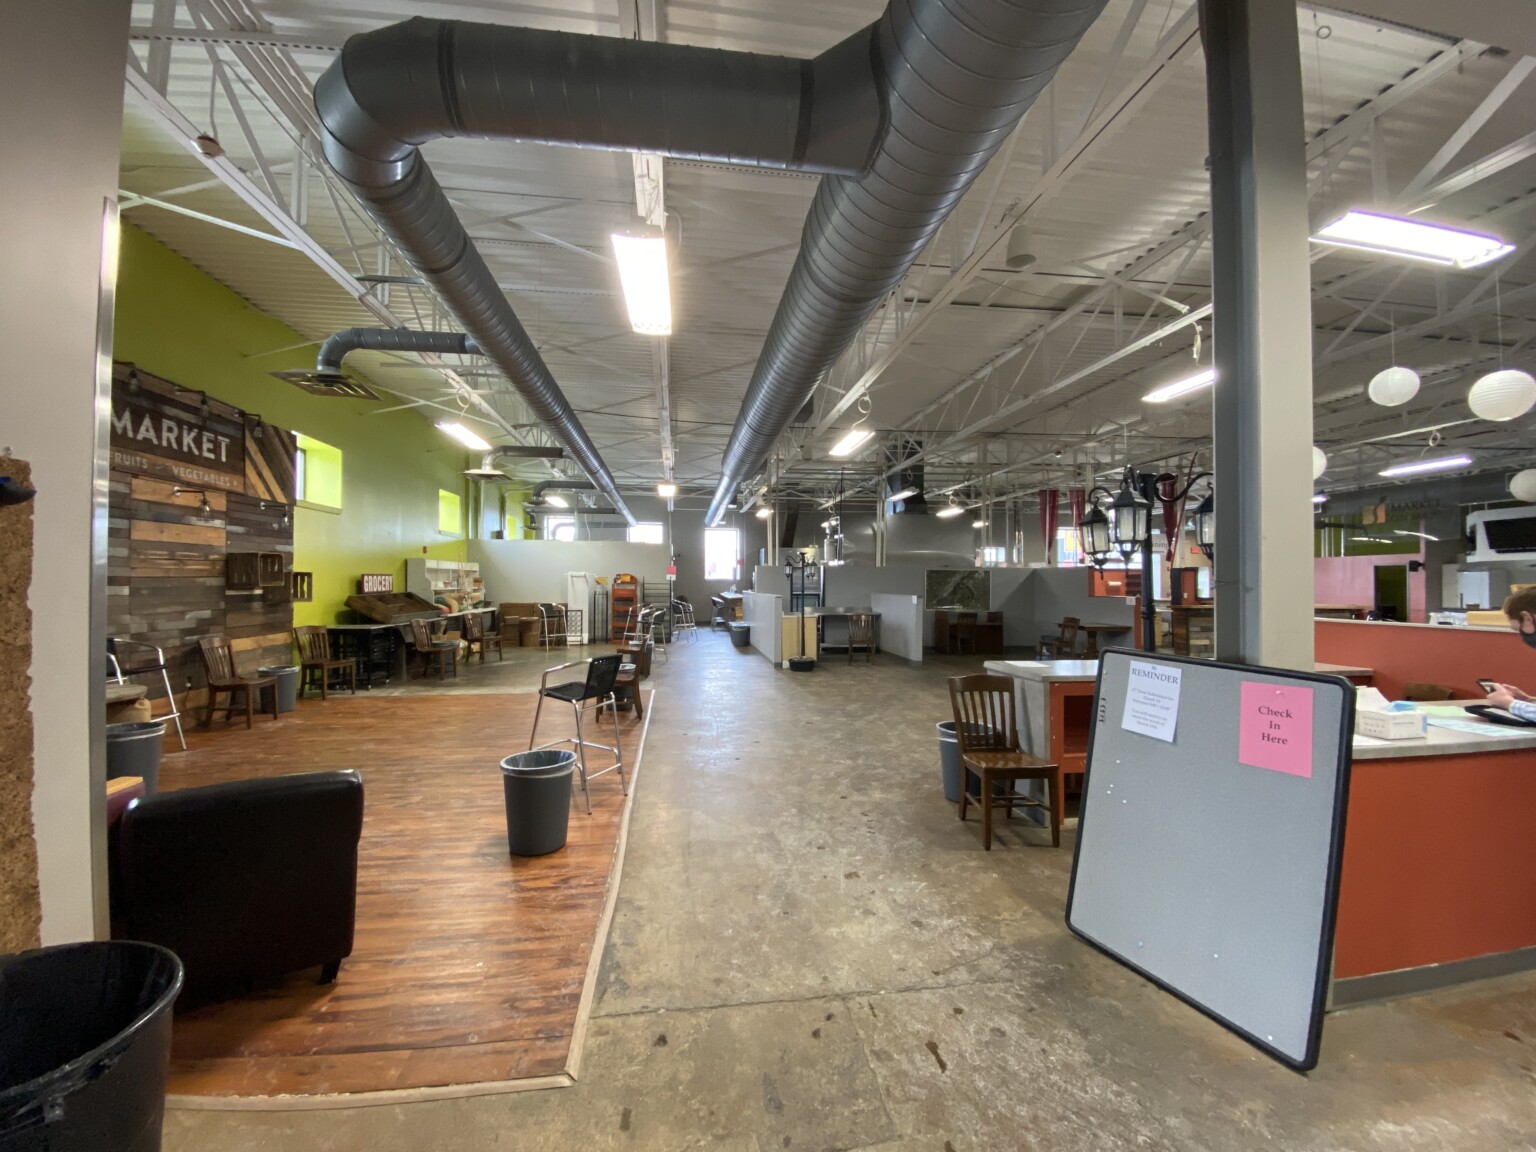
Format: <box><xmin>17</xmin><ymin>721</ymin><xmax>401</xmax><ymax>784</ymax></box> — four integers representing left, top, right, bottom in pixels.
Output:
<box><xmin>1374</xmin><ymin>564</ymin><xmax>1409</xmax><ymax>622</ymax></box>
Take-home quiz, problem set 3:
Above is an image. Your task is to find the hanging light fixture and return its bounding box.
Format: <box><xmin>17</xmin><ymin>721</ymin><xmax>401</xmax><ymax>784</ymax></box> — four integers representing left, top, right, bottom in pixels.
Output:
<box><xmin>1107</xmin><ymin>472</ymin><xmax>1150</xmax><ymax>558</ymax></box>
<box><xmin>1368</xmin><ymin>366</ymin><xmax>1420</xmax><ymax>407</ymax></box>
<box><xmin>936</xmin><ymin>503</ymin><xmax>966</xmax><ymax>519</ymax></box>
<box><xmin>829</xmin><ymin>427</ymin><xmax>876</xmax><ymax>458</ymax></box>
<box><xmin>1310</xmin><ymin>211</ymin><xmax>1514</xmax><ymax>269</ymax></box>
<box><xmin>1468</xmin><ymin>368</ymin><xmax>1536</xmax><ymax>422</ymax></box>
<box><xmin>1142</xmin><ymin>368</ymin><xmax>1216</xmax><ymax>404</ymax></box>
<box><xmin>1312</xmin><ymin>446</ymin><xmax>1328</xmax><ymax>480</ymax></box>
<box><xmin>611</xmin><ymin>228</ymin><xmax>672</xmax><ymax>335</ymax></box>
<box><xmin>1509</xmin><ymin>469</ymin><xmax>1536</xmax><ymax>503</ymax></box>
<box><xmin>1192</xmin><ymin>492</ymin><xmax>1214</xmax><ymax>561</ymax></box>
<box><xmin>1378</xmin><ymin>454</ymin><xmax>1473</xmax><ymax>478</ymax></box>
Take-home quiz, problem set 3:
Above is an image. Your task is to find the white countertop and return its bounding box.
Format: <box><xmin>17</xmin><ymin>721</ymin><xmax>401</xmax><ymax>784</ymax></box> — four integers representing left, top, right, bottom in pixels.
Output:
<box><xmin>985</xmin><ymin>658</ymin><xmax>1375</xmax><ymax>683</ymax></box>
<box><xmin>1316</xmin><ymin>617</ymin><xmax>1512</xmax><ymax>634</ymax></box>
<box><xmin>1351</xmin><ymin>720</ymin><xmax>1536</xmax><ymax>760</ymax></box>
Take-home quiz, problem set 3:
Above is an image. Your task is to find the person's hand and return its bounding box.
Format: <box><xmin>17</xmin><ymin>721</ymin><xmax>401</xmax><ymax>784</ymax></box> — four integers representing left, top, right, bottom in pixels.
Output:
<box><xmin>1488</xmin><ymin>686</ymin><xmax>1518</xmax><ymax>710</ymax></box>
<box><xmin>1501</xmin><ymin>683</ymin><xmax>1534</xmax><ymax>703</ymax></box>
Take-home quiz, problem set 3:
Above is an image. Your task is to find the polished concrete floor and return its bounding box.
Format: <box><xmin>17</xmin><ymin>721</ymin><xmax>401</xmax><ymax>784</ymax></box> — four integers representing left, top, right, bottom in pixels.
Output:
<box><xmin>168</xmin><ymin>632</ymin><xmax>1536</xmax><ymax>1151</ymax></box>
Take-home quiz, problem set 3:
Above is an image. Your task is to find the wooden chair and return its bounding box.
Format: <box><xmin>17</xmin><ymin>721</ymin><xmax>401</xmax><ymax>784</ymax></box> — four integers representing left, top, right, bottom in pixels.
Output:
<box><xmin>1403</xmin><ymin>682</ymin><xmax>1457</xmax><ymax>701</ymax></box>
<box><xmin>847</xmin><ymin>613</ymin><xmax>876</xmax><ymax>664</ymax></box>
<box><xmin>462</xmin><ymin>611</ymin><xmax>503</xmax><ymax>664</ymax></box>
<box><xmin>1039</xmin><ymin>617</ymin><xmax>1081</xmax><ymax>660</ymax></box>
<box><xmin>615</xmin><ymin>635</ymin><xmax>653</xmax><ymax>679</ymax></box>
<box><xmin>409</xmin><ymin>618</ymin><xmax>457</xmax><ymax>680</ymax></box>
<box><xmin>952</xmin><ymin>611</ymin><xmax>978</xmax><ymax>656</ymax></box>
<box><xmin>196</xmin><ymin>636</ymin><xmax>278</xmax><ymax>729</ymax></box>
<box><xmin>294</xmin><ymin>625</ymin><xmax>356</xmax><ymax>700</ymax></box>
<box><xmin>947</xmin><ymin>674</ymin><xmax>1062</xmax><ymax>850</ymax></box>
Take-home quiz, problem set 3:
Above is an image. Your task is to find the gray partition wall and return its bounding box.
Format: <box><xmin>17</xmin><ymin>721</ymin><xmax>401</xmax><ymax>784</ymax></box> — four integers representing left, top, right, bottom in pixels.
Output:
<box><xmin>1067</xmin><ymin>649</ymin><xmax>1353</xmax><ymax>1071</ymax></box>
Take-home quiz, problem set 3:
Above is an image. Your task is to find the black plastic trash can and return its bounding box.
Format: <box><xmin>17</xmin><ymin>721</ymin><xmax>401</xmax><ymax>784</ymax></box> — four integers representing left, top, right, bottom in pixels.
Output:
<box><xmin>257</xmin><ymin>665</ymin><xmax>300</xmax><ymax>713</ymax></box>
<box><xmin>729</xmin><ymin>622</ymin><xmax>750</xmax><ymax>648</ymax></box>
<box><xmin>500</xmin><ymin>750</ymin><xmax>577</xmax><ymax>856</ymax></box>
<box><xmin>936</xmin><ymin>721</ymin><xmax>997</xmax><ymax>803</ymax></box>
<box><xmin>0</xmin><ymin>941</ymin><xmax>183</xmax><ymax>1152</ymax></box>
<box><xmin>105</xmin><ymin>721</ymin><xmax>167</xmax><ymax>794</ymax></box>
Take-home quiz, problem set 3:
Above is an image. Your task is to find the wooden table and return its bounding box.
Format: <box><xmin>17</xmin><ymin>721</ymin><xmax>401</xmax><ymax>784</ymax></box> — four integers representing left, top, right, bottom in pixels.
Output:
<box><xmin>1076</xmin><ymin>622</ymin><xmax>1131</xmax><ymax>658</ymax></box>
<box><xmin>718</xmin><ymin>592</ymin><xmax>744</xmax><ymax>622</ymax></box>
<box><xmin>932</xmin><ymin>610</ymin><xmax>1004</xmax><ymax>655</ymax></box>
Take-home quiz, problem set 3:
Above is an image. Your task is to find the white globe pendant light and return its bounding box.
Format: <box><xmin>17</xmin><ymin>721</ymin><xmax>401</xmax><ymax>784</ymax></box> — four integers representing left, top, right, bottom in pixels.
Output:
<box><xmin>1468</xmin><ymin>368</ymin><xmax>1536</xmax><ymax>421</ymax></box>
<box><xmin>1367</xmin><ymin>366</ymin><xmax>1420</xmax><ymax>407</ymax></box>
<box><xmin>1511</xmin><ymin>469</ymin><xmax>1536</xmax><ymax>504</ymax></box>
<box><xmin>1312</xmin><ymin>446</ymin><xmax>1328</xmax><ymax>480</ymax></box>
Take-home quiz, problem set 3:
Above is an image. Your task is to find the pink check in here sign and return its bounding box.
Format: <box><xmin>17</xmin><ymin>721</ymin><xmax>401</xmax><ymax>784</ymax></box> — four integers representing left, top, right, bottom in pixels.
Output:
<box><xmin>1238</xmin><ymin>682</ymin><xmax>1315</xmax><ymax>778</ymax></box>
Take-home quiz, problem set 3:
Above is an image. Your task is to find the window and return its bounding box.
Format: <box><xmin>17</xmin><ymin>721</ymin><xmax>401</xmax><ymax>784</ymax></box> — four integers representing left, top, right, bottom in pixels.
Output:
<box><xmin>543</xmin><ymin>515</ymin><xmax>576</xmax><ymax>542</ymax></box>
<box><xmin>295</xmin><ymin>433</ymin><xmax>342</xmax><ymax>511</ymax></box>
<box><xmin>704</xmin><ymin>528</ymin><xmax>739</xmax><ymax>581</ymax></box>
<box><xmin>437</xmin><ymin>489</ymin><xmax>462</xmax><ymax>536</ymax></box>
<box><xmin>980</xmin><ymin>545</ymin><xmax>1007</xmax><ymax>566</ymax></box>
<box><xmin>1055</xmin><ymin>526</ymin><xmax>1083</xmax><ymax>567</ymax></box>
<box><xmin>627</xmin><ymin>521</ymin><xmax>664</xmax><ymax>544</ymax></box>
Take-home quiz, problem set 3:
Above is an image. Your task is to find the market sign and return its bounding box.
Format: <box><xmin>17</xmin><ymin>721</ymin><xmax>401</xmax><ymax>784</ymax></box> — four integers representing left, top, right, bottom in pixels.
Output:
<box><xmin>110</xmin><ymin>374</ymin><xmax>246</xmax><ymax>492</ymax></box>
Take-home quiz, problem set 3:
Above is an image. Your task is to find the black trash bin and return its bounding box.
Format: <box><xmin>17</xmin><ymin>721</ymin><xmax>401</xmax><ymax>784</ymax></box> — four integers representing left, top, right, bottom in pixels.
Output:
<box><xmin>105</xmin><ymin>722</ymin><xmax>167</xmax><ymax>794</ymax></box>
<box><xmin>0</xmin><ymin>941</ymin><xmax>183</xmax><ymax>1152</ymax></box>
<box><xmin>500</xmin><ymin>750</ymin><xmax>577</xmax><ymax>857</ymax></box>
<box><xmin>729</xmin><ymin>622</ymin><xmax>750</xmax><ymax>649</ymax></box>
<box><xmin>257</xmin><ymin>665</ymin><xmax>299</xmax><ymax>713</ymax></box>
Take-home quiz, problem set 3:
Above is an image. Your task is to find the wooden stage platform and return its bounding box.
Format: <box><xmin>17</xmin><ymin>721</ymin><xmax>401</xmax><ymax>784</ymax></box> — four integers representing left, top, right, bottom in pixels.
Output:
<box><xmin>154</xmin><ymin>689</ymin><xmax>648</xmax><ymax>1102</ymax></box>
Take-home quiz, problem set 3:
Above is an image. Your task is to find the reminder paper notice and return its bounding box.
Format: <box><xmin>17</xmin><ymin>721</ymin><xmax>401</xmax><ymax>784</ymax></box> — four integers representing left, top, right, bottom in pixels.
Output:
<box><xmin>1238</xmin><ymin>681</ymin><xmax>1315</xmax><ymax>777</ymax></box>
<box><xmin>1121</xmin><ymin>661</ymin><xmax>1183</xmax><ymax>743</ymax></box>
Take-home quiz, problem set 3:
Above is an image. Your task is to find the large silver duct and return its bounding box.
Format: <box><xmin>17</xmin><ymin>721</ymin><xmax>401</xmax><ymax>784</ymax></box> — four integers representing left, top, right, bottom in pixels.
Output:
<box><xmin>317</xmin><ymin>327</ymin><xmax>479</xmax><ymax>376</ymax></box>
<box><xmin>314</xmin><ymin>20</ymin><xmax>880</xmax><ymax>527</ymax></box>
<box><xmin>705</xmin><ymin>0</ymin><xmax>1109</xmax><ymax>524</ymax></box>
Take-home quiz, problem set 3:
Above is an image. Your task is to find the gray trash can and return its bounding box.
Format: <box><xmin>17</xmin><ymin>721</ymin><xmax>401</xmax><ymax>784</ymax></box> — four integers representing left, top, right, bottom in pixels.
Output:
<box><xmin>0</xmin><ymin>940</ymin><xmax>183</xmax><ymax>1152</ymax></box>
<box><xmin>106</xmin><ymin>721</ymin><xmax>167</xmax><ymax>794</ymax></box>
<box><xmin>500</xmin><ymin>749</ymin><xmax>577</xmax><ymax>856</ymax></box>
<box><xmin>257</xmin><ymin>665</ymin><xmax>300</xmax><ymax>713</ymax></box>
<box><xmin>729</xmin><ymin>622</ymin><xmax>750</xmax><ymax>648</ymax></box>
<box><xmin>936</xmin><ymin>721</ymin><xmax>997</xmax><ymax>803</ymax></box>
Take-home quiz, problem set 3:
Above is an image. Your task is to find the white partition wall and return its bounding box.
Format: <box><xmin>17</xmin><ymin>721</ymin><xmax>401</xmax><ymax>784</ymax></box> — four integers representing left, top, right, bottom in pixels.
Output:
<box><xmin>742</xmin><ymin>591</ymin><xmax>783</xmax><ymax>665</ymax></box>
<box><xmin>870</xmin><ymin>594</ymin><xmax>923</xmax><ymax>662</ymax></box>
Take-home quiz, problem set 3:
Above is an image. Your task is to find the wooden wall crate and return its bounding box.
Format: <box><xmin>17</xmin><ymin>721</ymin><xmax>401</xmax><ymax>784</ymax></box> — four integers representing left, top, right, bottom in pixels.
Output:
<box><xmin>289</xmin><ymin>571</ymin><xmax>313</xmax><ymax>602</ymax></box>
<box><xmin>225</xmin><ymin>551</ymin><xmax>287</xmax><ymax>591</ymax></box>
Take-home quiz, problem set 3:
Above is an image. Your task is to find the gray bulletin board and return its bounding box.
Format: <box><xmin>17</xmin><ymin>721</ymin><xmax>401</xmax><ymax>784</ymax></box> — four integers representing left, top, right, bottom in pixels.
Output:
<box><xmin>1066</xmin><ymin>648</ymin><xmax>1354</xmax><ymax>1071</ymax></box>
<box><xmin>924</xmin><ymin>569</ymin><xmax>991</xmax><ymax>610</ymax></box>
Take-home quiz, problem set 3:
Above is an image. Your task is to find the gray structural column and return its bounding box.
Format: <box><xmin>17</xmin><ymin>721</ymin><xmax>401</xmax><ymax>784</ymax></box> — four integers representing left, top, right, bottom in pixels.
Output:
<box><xmin>1201</xmin><ymin>0</ymin><xmax>1316</xmax><ymax>667</ymax></box>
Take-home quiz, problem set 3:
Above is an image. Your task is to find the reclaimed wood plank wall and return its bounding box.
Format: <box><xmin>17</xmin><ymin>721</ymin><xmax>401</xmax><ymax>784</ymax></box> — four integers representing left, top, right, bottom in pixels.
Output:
<box><xmin>108</xmin><ymin>364</ymin><xmax>296</xmax><ymax>712</ymax></box>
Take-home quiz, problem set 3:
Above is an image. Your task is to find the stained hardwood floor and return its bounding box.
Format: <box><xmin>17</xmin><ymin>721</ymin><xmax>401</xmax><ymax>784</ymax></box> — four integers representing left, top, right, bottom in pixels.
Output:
<box><xmin>157</xmin><ymin>689</ymin><xmax>645</xmax><ymax>1097</ymax></box>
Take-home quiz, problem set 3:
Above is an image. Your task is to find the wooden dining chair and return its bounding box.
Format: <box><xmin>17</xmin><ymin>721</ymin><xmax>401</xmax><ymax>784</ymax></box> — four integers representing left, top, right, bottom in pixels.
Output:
<box><xmin>847</xmin><ymin>613</ymin><xmax>876</xmax><ymax>664</ymax></box>
<box><xmin>409</xmin><ymin>618</ymin><xmax>457</xmax><ymax>680</ymax></box>
<box><xmin>294</xmin><ymin>625</ymin><xmax>356</xmax><ymax>700</ymax></box>
<box><xmin>197</xmin><ymin>636</ymin><xmax>278</xmax><ymax>729</ymax></box>
<box><xmin>952</xmin><ymin>611</ymin><xmax>978</xmax><ymax>656</ymax></box>
<box><xmin>462</xmin><ymin>611</ymin><xmax>503</xmax><ymax>664</ymax></box>
<box><xmin>1040</xmin><ymin>617</ymin><xmax>1081</xmax><ymax>659</ymax></box>
<box><xmin>947</xmin><ymin>674</ymin><xmax>1062</xmax><ymax>850</ymax></box>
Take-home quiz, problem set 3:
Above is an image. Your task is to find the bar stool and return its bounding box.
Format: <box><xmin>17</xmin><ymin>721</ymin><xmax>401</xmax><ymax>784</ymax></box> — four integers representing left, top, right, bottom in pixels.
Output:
<box><xmin>528</xmin><ymin>654</ymin><xmax>626</xmax><ymax>814</ymax></box>
<box><xmin>108</xmin><ymin>638</ymin><xmax>186</xmax><ymax>749</ymax></box>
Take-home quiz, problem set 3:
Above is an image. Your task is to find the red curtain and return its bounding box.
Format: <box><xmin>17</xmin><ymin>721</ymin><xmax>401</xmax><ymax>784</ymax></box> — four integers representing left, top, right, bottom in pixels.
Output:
<box><xmin>1068</xmin><ymin>488</ymin><xmax>1086</xmax><ymax>533</ymax></box>
<box><xmin>1039</xmin><ymin>489</ymin><xmax>1060</xmax><ymax>564</ymax></box>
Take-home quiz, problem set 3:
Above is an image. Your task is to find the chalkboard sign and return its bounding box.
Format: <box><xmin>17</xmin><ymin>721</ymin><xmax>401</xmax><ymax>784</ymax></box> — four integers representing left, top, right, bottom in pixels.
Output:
<box><xmin>925</xmin><ymin>569</ymin><xmax>991</xmax><ymax>610</ymax></box>
<box><xmin>1066</xmin><ymin>648</ymin><xmax>1353</xmax><ymax>1071</ymax></box>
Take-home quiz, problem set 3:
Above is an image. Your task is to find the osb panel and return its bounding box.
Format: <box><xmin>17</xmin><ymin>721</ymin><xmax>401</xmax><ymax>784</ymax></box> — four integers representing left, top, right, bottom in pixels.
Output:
<box><xmin>0</xmin><ymin>456</ymin><xmax>41</xmax><ymax>951</ymax></box>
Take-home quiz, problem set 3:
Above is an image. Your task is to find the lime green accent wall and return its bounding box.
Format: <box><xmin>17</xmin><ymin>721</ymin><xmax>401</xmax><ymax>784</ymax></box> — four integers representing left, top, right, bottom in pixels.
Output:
<box><xmin>113</xmin><ymin>224</ymin><xmax>471</xmax><ymax>625</ymax></box>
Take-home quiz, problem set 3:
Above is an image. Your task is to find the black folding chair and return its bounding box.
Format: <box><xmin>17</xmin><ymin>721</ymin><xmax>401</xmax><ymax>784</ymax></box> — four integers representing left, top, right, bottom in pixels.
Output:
<box><xmin>528</xmin><ymin>654</ymin><xmax>626</xmax><ymax>813</ymax></box>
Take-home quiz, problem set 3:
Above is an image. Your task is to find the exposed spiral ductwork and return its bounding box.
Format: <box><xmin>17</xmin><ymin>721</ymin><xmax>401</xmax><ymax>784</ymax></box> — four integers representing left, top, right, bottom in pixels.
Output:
<box><xmin>316</xmin><ymin>327</ymin><xmax>480</xmax><ymax>376</ymax></box>
<box><xmin>313</xmin><ymin>3</ymin><xmax>1104</xmax><ymax>528</ymax></box>
<box><xmin>314</xmin><ymin>20</ymin><xmax>880</xmax><ymax>527</ymax></box>
<box><xmin>705</xmin><ymin>0</ymin><xmax>1109</xmax><ymax>524</ymax></box>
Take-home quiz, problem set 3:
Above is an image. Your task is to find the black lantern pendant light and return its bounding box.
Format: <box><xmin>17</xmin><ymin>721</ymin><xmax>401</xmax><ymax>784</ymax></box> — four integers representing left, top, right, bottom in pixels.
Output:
<box><xmin>1080</xmin><ymin>504</ymin><xmax>1113</xmax><ymax>567</ymax></box>
<box><xmin>1108</xmin><ymin>472</ymin><xmax>1151</xmax><ymax>558</ymax></box>
<box><xmin>1192</xmin><ymin>491</ymin><xmax>1215</xmax><ymax>561</ymax></box>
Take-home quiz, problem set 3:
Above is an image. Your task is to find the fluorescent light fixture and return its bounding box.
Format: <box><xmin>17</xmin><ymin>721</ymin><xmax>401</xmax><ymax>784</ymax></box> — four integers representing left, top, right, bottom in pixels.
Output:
<box><xmin>611</xmin><ymin>230</ymin><xmax>671</xmax><ymax>335</ymax></box>
<box><xmin>829</xmin><ymin>427</ymin><xmax>875</xmax><ymax>458</ymax></box>
<box><xmin>755</xmin><ymin>507</ymin><xmax>772</xmax><ymax>519</ymax></box>
<box><xmin>1312</xmin><ymin>493</ymin><xmax>1327</xmax><ymax>505</ymax></box>
<box><xmin>1350</xmin><ymin>536</ymin><xmax>1393</xmax><ymax>544</ymax></box>
<box><xmin>971</xmin><ymin>518</ymin><xmax>988</xmax><ymax>529</ymax></box>
<box><xmin>1392</xmin><ymin>528</ymin><xmax>1440</xmax><ymax>541</ymax></box>
<box><xmin>435</xmin><ymin>421</ymin><xmax>491</xmax><ymax>451</ymax></box>
<box><xmin>936</xmin><ymin>505</ymin><xmax>966</xmax><ymax>519</ymax></box>
<box><xmin>1312</xmin><ymin>210</ymin><xmax>1514</xmax><ymax>269</ymax></box>
<box><xmin>1378</xmin><ymin>454</ymin><xmax>1473</xmax><ymax>478</ymax></box>
<box><xmin>545</xmin><ymin>493</ymin><xmax>569</xmax><ymax>508</ymax></box>
<box><xmin>887</xmin><ymin>486</ymin><xmax>918</xmax><ymax>503</ymax></box>
<box><xmin>657</xmin><ymin>481</ymin><xmax>677</xmax><ymax>498</ymax></box>
<box><xmin>1143</xmin><ymin>368</ymin><xmax>1216</xmax><ymax>404</ymax></box>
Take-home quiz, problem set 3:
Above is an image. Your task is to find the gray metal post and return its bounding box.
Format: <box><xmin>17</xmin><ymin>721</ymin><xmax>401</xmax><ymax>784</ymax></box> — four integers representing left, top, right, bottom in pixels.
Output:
<box><xmin>1201</xmin><ymin>0</ymin><xmax>1316</xmax><ymax>667</ymax></box>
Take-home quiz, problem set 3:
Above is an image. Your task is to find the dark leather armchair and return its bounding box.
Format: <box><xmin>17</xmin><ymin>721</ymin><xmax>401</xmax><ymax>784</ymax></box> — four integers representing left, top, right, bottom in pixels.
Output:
<box><xmin>111</xmin><ymin>770</ymin><xmax>364</xmax><ymax>1006</ymax></box>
